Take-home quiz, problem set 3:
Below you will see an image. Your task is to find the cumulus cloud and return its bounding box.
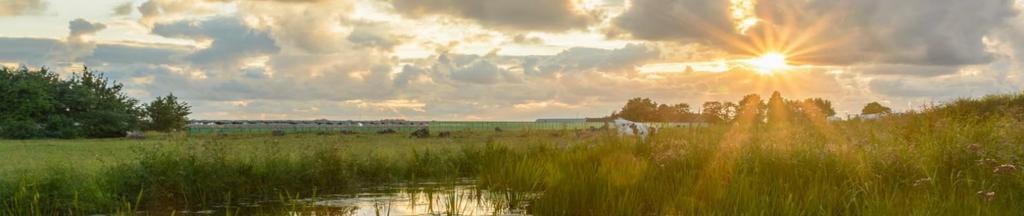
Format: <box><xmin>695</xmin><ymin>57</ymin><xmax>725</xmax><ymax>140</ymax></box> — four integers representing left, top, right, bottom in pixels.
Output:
<box><xmin>237</xmin><ymin>0</ymin><xmax>355</xmax><ymax>54</ymax></box>
<box><xmin>0</xmin><ymin>37</ymin><xmax>64</xmax><ymax>66</ymax></box>
<box><xmin>391</xmin><ymin>0</ymin><xmax>595</xmax><ymax>32</ymax></box>
<box><xmin>137</xmin><ymin>0</ymin><xmax>221</xmax><ymax>26</ymax></box>
<box><xmin>448</xmin><ymin>58</ymin><xmax>513</xmax><ymax>84</ymax></box>
<box><xmin>535</xmin><ymin>43</ymin><xmax>659</xmax><ymax>74</ymax></box>
<box><xmin>613</xmin><ymin>0</ymin><xmax>732</xmax><ymax>41</ymax></box>
<box><xmin>0</xmin><ymin>0</ymin><xmax>47</xmax><ymax>16</ymax></box>
<box><xmin>152</xmin><ymin>16</ymin><xmax>280</xmax><ymax>70</ymax></box>
<box><xmin>83</xmin><ymin>43</ymin><xmax>190</xmax><ymax>65</ymax></box>
<box><xmin>66</xmin><ymin>18</ymin><xmax>107</xmax><ymax>61</ymax></box>
<box><xmin>113</xmin><ymin>2</ymin><xmax>133</xmax><ymax>16</ymax></box>
<box><xmin>394</xmin><ymin>65</ymin><xmax>427</xmax><ymax>87</ymax></box>
<box><xmin>347</xmin><ymin>21</ymin><xmax>404</xmax><ymax>50</ymax></box>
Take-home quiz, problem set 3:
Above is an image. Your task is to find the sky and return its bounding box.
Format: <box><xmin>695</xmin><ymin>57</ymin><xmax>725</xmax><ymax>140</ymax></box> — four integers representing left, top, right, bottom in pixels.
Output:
<box><xmin>1</xmin><ymin>0</ymin><xmax>1023</xmax><ymax>120</ymax></box>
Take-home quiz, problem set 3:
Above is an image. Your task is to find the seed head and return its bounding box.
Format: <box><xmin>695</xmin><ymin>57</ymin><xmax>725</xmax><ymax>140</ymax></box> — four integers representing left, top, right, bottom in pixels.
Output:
<box><xmin>994</xmin><ymin>164</ymin><xmax>1017</xmax><ymax>175</ymax></box>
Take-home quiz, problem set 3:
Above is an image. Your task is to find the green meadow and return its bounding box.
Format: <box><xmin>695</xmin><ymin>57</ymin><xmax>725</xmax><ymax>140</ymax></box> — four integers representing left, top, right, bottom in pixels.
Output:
<box><xmin>2</xmin><ymin>93</ymin><xmax>1024</xmax><ymax>215</ymax></box>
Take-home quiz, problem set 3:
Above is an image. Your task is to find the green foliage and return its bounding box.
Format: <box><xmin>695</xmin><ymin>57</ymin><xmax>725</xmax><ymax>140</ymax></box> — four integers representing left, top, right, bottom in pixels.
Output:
<box><xmin>612</xmin><ymin>97</ymin><xmax>698</xmax><ymax>122</ymax></box>
<box><xmin>143</xmin><ymin>94</ymin><xmax>191</xmax><ymax>132</ymax></box>
<box><xmin>803</xmin><ymin>97</ymin><xmax>836</xmax><ymax>117</ymax></box>
<box><xmin>737</xmin><ymin>93</ymin><xmax>767</xmax><ymax>122</ymax></box>
<box><xmin>701</xmin><ymin>101</ymin><xmax>737</xmax><ymax>124</ymax></box>
<box><xmin>0</xmin><ymin>67</ymin><xmax>143</xmax><ymax>139</ymax></box>
<box><xmin>862</xmin><ymin>101</ymin><xmax>893</xmax><ymax>115</ymax></box>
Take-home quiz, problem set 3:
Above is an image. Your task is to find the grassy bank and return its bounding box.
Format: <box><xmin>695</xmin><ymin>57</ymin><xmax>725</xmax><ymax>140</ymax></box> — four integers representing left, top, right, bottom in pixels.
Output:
<box><xmin>3</xmin><ymin>94</ymin><xmax>1024</xmax><ymax>215</ymax></box>
<box><xmin>0</xmin><ymin>131</ymin><xmax>588</xmax><ymax>214</ymax></box>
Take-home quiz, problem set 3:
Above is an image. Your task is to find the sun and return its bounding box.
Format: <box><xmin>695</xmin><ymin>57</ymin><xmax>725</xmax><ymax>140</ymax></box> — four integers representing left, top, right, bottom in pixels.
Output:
<box><xmin>747</xmin><ymin>52</ymin><xmax>789</xmax><ymax>74</ymax></box>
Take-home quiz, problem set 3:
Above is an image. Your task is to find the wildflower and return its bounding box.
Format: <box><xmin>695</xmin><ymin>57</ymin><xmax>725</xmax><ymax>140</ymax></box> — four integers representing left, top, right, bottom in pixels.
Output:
<box><xmin>977</xmin><ymin>191</ymin><xmax>996</xmax><ymax>201</ymax></box>
<box><xmin>993</xmin><ymin>164</ymin><xmax>1017</xmax><ymax>175</ymax></box>
<box><xmin>912</xmin><ymin>178</ymin><xmax>932</xmax><ymax>187</ymax></box>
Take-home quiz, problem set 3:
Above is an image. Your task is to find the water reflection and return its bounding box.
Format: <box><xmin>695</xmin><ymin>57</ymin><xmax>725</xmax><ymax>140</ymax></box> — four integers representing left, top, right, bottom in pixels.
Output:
<box><xmin>213</xmin><ymin>183</ymin><xmax>534</xmax><ymax>216</ymax></box>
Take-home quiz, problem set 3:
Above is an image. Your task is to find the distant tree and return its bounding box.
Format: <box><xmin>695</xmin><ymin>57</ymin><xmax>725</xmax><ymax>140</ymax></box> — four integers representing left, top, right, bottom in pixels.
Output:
<box><xmin>144</xmin><ymin>93</ymin><xmax>192</xmax><ymax>132</ymax></box>
<box><xmin>723</xmin><ymin>102</ymin><xmax>738</xmax><ymax>121</ymax></box>
<box><xmin>736</xmin><ymin>94</ymin><xmax>766</xmax><ymax>123</ymax></box>
<box><xmin>862</xmin><ymin>102</ymin><xmax>893</xmax><ymax>115</ymax></box>
<box><xmin>654</xmin><ymin>103</ymin><xmax>694</xmax><ymax>122</ymax></box>
<box><xmin>803</xmin><ymin>98</ymin><xmax>836</xmax><ymax>117</ymax></box>
<box><xmin>766</xmin><ymin>91</ymin><xmax>789</xmax><ymax>124</ymax></box>
<box><xmin>618</xmin><ymin>97</ymin><xmax>659</xmax><ymax>122</ymax></box>
<box><xmin>702</xmin><ymin>101</ymin><xmax>728</xmax><ymax>124</ymax></box>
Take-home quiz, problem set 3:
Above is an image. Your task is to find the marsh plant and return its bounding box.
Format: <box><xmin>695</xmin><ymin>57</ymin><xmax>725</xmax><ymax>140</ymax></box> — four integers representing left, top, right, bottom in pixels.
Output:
<box><xmin>2</xmin><ymin>93</ymin><xmax>1024</xmax><ymax>215</ymax></box>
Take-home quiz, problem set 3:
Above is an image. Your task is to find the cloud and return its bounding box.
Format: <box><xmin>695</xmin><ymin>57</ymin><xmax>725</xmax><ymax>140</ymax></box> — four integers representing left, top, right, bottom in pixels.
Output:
<box><xmin>612</xmin><ymin>0</ymin><xmax>732</xmax><ymax>41</ymax></box>
<box><xmin>390</xmin><ymin>0</ymin><xmax>595</xmax><ymax>32</ymax></box>
<box><xmin>852</xmin><ymin>64</ymin><xmax>961</xmax><ymax>77</ymax></box>
<box><xmin>0</xmin><ymin>0</ymin><xmax>47</xmax><ymax>16</ymax></box>
<box><xmin>83</xmin><ymin>43</ymin><xmax>190</xmax><ymax>65</ymax></box>
<box><xmin>152</xmin><ymin>16</ymin><xmax>280</xmax><ymax>70</ymax></box>
<box><xmin>65</xmin><ymin>18</ymin><xmax>108</xmax><ymax>61</ymax></box>
<box><xmin>113</xmin><ymin>2</ymin><xmax>133</xmax><ymax>16</ymax></box>
<box><xmin>237</xmin><ymin>0</ymin><xmax>355</xmax><ymax>54</ymax></box>
<box><xmin>0</xmin><ymin>37</ymin><xmax>64</xmax><ymax>66</ymax></box>
<box><xmin>511</xmin><ymin>34</ymin><xmax>545</xmax><ymax>45</ymax></box>
<box><xmin>613</xmin><ymin>0</ymin><xmax>1020</xmax><ymax>66</ymax></box>
<box><xmin>347</xmin><ymin>21</ymin><xmax>404</xmax><ymax>50</ymax></box>
<box><xmin>68</xmin><ymin>18</ymin><xmax>106</xmax><ymax>39</ymax></box>
<box><xmin>449</xmin><ymin>58</ymin><xmax>512</xmax><ymax>84</ymax></box>
<box><xmin>137</xmin><ymin>0</ymin><xmax>221</xmax><ymax>26</ymax></box>
<box><xmin>394</xmin><ymin>64</ymin><xmax>427</xmax><ymax>87</ymax></box>
<box><xmin>527</xmin><ymin>43</ymin><xmax>660</xmax><ymax>75</ymax></box>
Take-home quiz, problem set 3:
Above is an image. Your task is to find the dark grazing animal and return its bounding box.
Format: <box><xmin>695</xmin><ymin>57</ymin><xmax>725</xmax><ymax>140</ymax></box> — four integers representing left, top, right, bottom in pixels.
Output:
<box><xmin>410</xmin><ymin>127</ymin><xmax>430</xmax><ymax>138</ymax></box>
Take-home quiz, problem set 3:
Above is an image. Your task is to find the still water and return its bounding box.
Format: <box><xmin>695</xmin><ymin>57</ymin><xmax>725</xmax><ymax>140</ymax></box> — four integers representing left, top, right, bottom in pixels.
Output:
<box><xmin>178</xmin><ymin>182</ymin><xmax>534</xmax><ymax>216</ymax></box>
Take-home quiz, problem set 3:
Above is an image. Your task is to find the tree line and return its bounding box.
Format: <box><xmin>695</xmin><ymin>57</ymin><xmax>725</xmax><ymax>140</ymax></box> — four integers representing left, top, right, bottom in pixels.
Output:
<box><xmin>607</xmin><ymin>91</ymin><xmax>892</xmax><ymax>123</ymax></box>
<box><xmin>0</xmin><ymin>67</ymin><xmax>190</xmax><ymax>139</ymax></box>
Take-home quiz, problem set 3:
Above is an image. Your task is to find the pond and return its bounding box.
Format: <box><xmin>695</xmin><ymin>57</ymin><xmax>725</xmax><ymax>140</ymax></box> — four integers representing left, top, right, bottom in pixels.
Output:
<box><xmin>175</xmin><ymin>182</ymin><xmax>535</xmax><ymax>216</ymax></box>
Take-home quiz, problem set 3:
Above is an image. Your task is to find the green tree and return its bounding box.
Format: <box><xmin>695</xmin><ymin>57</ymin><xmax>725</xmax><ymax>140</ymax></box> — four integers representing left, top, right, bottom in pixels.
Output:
<box><xmin>618</xmin><ymin>97</ymin><xmax>658</xmax><ymax>122</ymax></box>
<box><xmin>0</xmin><ymin>67</ymin><xmax>62</xmax><ymax>138</ymax></box>
<box><xmin>0</xmin><ymin>66</ymin><xmax>142</xmax><ymax>139</ymax></box>
<box><xmin>144</xmin><ymin>93</ymin><xmax>192</xmax><ymax>132</ymax></box>
<box><xmin>862</xmin><ymin>102</ymin><xmax>893</xmax><ymax>115</ymax></box>
<box><xmin>702</xmin><ymin>101</ymin><xmax>726</xmax><ymax>124</ymax></box>
<box><xmin>766</xmin><ymin>91</ymin><xmax>789</xmax><ymax>124</ymax></box>
<box><xmin>61</xmin><ymin>68</ymin><xmax>143</xmax><ymax>138</ymax></box>
<box><xmin>803</xmin><ymin>98</ymin><xmax>836</xmax><ymax>117</ymax></box>
<box><xmin>736</xmin><ymin>94</ymin><xmax>766</xmax><ymax>123</ymax></box>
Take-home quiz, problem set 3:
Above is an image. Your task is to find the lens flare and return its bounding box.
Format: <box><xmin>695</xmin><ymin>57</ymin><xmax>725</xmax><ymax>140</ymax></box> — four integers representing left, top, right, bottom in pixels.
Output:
<box><xmin>748</xmin><ymin>52</ymin><xmax>788</xmax><ymax>74</ymax></box>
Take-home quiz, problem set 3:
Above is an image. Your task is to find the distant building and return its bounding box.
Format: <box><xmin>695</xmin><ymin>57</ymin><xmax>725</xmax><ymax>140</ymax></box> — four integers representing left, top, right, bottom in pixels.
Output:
<box><xmin>535</xmin><ymin>118</ymin><xmax>587</xmax><ymax>123</ymax></box>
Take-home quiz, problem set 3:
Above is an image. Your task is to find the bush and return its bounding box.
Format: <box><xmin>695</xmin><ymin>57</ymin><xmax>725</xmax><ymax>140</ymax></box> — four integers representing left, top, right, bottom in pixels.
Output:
<box><xmin>0</xmin><ymin>66</ymin><xmax>143</xmax><ymax>139</ymax></box>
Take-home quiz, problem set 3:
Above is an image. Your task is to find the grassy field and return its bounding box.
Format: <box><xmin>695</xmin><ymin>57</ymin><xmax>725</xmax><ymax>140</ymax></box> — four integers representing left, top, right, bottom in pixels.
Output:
<box><xmin>2</xmin><ymin>94</ymin><xmax>1024</xmax><ymax>215</ymax></box>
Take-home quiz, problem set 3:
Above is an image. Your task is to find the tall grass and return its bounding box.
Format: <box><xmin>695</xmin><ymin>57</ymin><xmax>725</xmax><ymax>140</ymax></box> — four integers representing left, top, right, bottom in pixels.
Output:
<box><xmin>475</xmin><ymin>94</ymin><xmax>1024</xmax><ymax>215</ymax></box>
<box><xmin>2</xmin><ymin>94</ymin><xmax>1024</xmax><ymax>215</ymax></box>
<box><xmin>0</xmin><ymin>134</ymin><xmax>521</xmax><ymax>214</ymax></box>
